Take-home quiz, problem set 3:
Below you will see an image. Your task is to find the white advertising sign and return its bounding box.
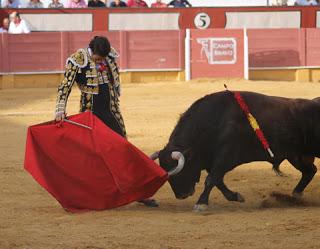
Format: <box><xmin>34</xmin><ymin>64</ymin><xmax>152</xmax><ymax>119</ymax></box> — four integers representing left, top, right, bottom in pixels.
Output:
<box><xmin>197</xmin><ymin>37</ymin><xmax>237</xmax><ymax>64</ymax></box>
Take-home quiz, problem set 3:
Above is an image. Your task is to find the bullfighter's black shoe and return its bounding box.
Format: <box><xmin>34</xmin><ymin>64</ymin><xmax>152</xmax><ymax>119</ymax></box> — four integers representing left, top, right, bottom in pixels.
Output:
<box><xmin>138</xmin><ymin>198</ymin><xmax>159</xmax><ymax>207</ymax></box>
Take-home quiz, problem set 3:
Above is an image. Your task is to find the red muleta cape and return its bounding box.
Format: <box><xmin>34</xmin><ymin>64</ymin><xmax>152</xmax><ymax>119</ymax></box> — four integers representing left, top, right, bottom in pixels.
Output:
<box><xmin>24</xmin><ymin>112</ymin><xmax>168</xmax><ymax>212</ymax></box>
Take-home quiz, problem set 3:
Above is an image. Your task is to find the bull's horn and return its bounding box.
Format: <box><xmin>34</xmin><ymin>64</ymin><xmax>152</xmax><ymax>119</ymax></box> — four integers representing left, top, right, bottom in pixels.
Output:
<box><xmin>150</xmin><ymin>151</ymin><xmax>159</xmax><ymax>160</ymax></box>
<box><xmin>168</xmin><ymin>151</ymin><xmax>185</xmax><ymax>176</ymax></box>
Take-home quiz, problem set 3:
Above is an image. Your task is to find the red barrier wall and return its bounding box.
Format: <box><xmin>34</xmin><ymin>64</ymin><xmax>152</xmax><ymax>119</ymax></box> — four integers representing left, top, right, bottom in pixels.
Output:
<box><xmin>0</xmin><ymin>6</ymin><xmax>320</xmax><ymax>31</ymax></box>
<box><xmin>0</xmin><ymin>30</ymin><xmax>184</xmax><ymax>73</ymax></box>
<box><xmin>2</xmin><ymin>28</ymin><xmax>320</xmax><ymax>74</ymax></box>
<box><xmin>248</xmin><ymin>28</ymin><xmax>320</xmax><ymax>68</ymax></box>
<box><xmin>190</xmin><ymin>29</ymin><xmax>245</xmax><ymax>79</ymax></box>
<box><xmin>6</xmin><ymin>33</ymin><xmax>62</xmax><ymax>72</ymax></box>
<box><xmin>126</xmin><ymin>30</ymin><xmax>184</xmax><ymax>70</ymax></box>
<box><xmin>248</xmin><ymin>29</ymin><xmax>306</xmax><ymax>67</ymax></box>
<box><xmin>305</xmin><ymin>28</ymin><xmax>320</xmax><ymax>67</ymax></box>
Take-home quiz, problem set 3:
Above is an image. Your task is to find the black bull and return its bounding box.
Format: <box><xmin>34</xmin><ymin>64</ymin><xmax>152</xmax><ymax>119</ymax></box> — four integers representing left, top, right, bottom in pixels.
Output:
<box><xmin>151</xmin><ymin>91</ymin><xmax>320</xmax><ymax>211</ymax></box>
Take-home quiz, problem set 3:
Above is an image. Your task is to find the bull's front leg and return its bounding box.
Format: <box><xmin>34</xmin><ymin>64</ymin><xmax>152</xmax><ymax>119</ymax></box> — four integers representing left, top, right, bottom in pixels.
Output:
<box><xmin>215</xmin><ymin>178</ymin><xmax>245</xmax><ymax>203</ymax></box>
<box><xmin>194</xmin><ymin>171</ymin><xmax>245</xmax><ymax>212</ymax></box>
<box><xmin>289</xmin><ymin>156</ymin><xmax>317</xmax><ymax>198</ymax></box>
<box><xmin>194</xmin><ymin>174</ymin><xmax>215</xmax><ymax>212</ymax></box>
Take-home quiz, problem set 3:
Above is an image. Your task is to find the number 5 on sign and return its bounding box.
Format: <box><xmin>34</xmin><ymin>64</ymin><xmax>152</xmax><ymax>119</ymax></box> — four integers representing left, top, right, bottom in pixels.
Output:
<box><xmin>194</xmin><ymin>12</ymin><xmax>211</xmax><ymax>29</ymax></box>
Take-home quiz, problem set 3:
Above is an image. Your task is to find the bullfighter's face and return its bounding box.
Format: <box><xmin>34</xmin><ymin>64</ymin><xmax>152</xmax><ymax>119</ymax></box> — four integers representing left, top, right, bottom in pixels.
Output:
<box><xmin>92</xmin><ymin>54</ymin><xmax>105</xmax><ymax>64</ymax></box>
<box><xmin>159</xmin><ymin>148</ymin><xmax>196</xmax><ymax>199</ymax></box>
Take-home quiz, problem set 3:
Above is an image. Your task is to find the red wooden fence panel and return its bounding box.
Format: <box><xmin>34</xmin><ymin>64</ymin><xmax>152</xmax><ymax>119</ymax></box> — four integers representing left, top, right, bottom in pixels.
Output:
<box><xmin>0</xmin><ymin>7</ymin><xmax>319</xmax><ymax>31</ymax></box>
<box><xmin>190</xmin><ymin>29</ymin><xmax>245</xmax><ymax>79</ymax></box>
<box><xmin>248</xmin><ymin>29</ymin><xmax>306</xmax><ymax>68</ymax></box>
<box><xmin>125</xmin><ymin>30</ymin><xmax>183</xmax><ymax>70</ymax></box>
<box><xmin>67</xmin><ymin>31</ymin><xmax>120</xmax><ymax>55</ymax></box>
<box><xmin>7</xmin><ymin>32</ymin><xmax>61</xmax><ymax>72</ymax></box>
<box><xmin>0</xmin><ymin>31</ymin><xmax>183</xmax><ymax>73</ymax></box>
<box><xmin>305</xmin><ymin>29</ymin><xmax>320</xmax><ymax>67</ymax></box>
<box><xmin>2</xmin><ymin>29</ymin><xmax>320</xmax><ymax>74</ymax></box>
<box><xmin>0</xmin><ymin>34</ymin><xmax>4</xmax><ymax>73</ymax></box>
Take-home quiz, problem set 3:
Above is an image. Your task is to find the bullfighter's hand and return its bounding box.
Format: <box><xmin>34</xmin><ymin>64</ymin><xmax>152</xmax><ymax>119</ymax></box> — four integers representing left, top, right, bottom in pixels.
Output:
<box><xmin>55</xmin><ymin>112</ymin><xmax>65</xmax><ymax>122</ymax></box>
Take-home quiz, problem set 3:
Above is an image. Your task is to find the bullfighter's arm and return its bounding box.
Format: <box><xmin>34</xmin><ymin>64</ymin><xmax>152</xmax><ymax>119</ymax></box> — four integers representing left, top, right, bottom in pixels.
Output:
<box><xmin>55</xmin><ymin>61</ymin><xmax>78</xmax><ymax>116</ymax></box>
<box><xmin>108</xmin><ymin>47</ymin><xmax>121</xmax><ymax>98</ymax></box>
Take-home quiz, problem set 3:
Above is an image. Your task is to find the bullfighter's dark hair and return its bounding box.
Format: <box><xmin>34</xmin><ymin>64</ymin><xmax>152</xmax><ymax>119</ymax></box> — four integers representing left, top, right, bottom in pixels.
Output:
<box><xmin>89</xmin><ymin>36</ymin><xmax>111</xmax><ymax>57</ymax></box>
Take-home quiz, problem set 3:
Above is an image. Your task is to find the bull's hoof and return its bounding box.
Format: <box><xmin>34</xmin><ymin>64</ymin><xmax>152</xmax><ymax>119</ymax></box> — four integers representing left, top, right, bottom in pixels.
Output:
<box><xmin>193</xmin><ymin>204</ymin><xmax>208</xmax><ymax>212</ymax></box>
<box><xmin>236</xmin><ymin>193</ymin><xmax>245</xmax><ymax>203</ymax></box>
<box><xmin>292</xmin><ymin>191</ymin><xmax>303</xmax><ymax>199</ymax></box>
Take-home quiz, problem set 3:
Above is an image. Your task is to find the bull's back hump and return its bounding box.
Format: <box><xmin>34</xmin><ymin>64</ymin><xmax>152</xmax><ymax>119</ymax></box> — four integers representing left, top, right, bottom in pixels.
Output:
<box><xmin>188</xmin><ymin>91</ymin><xmax>294</xmax><ymax>121</ymax></box>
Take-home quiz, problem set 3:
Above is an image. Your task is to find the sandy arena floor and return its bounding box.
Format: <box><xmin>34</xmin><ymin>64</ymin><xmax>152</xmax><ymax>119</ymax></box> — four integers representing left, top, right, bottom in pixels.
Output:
<box><xmin>1</xmin><ymin>79</ymin><xmax>320</xmax><ymax>249</ymax></box>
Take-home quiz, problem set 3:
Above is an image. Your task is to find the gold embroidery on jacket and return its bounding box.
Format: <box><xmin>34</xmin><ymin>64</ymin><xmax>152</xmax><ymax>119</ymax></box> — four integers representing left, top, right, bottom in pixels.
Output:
<box><xmin>68</xmin><ymin>49</ymin><xmax>87</xmax><ymax>68</ymax></box>
<box><xmin>108</xmin><ymin>82</ymin><xmax>126</xmax><ymax>137</ymax></box>
<box><xmin>55</xmin><ymin>61</ymin><xmax>78</xmax><ymax>114</ymax></box>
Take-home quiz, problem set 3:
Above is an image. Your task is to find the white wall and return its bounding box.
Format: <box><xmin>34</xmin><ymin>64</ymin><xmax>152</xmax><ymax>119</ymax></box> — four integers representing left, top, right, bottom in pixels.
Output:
<box><xmin>1</xmin><ymin>0</ymin><xmax>269</xmax><ymax>8</ymax></box>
